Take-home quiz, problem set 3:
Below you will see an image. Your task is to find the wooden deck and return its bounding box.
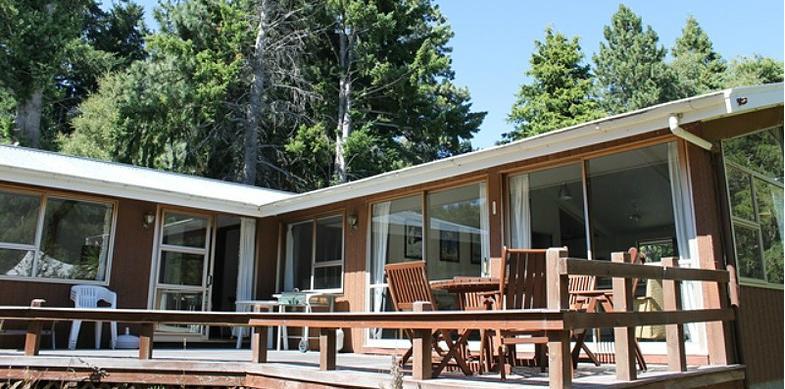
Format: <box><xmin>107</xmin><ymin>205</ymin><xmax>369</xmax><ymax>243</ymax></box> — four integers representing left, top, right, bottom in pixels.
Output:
<box><xmin>0</xmin><ymin>348</ymin><xmax>744</xmax><ymax>388</ymax></box>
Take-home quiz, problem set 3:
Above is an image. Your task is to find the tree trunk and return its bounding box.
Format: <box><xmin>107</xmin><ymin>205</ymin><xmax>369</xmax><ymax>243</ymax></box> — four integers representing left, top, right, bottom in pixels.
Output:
<box><xmin>14</xmin><ymin>88</ymin><xmax>43</xmax><ymax>148</ymax></box>
<box><xmin>333</xmin><ymin>26</ymin><xmax>353</xmax><ymax>183</ymax></box>
<box><xmin>244</xmin><ymin>0</ymin><xmax>268</xmax><ymax>185</ymax></box>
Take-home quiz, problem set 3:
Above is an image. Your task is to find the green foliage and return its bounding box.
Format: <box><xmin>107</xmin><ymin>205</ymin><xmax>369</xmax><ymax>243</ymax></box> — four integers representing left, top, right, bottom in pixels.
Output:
<box><xmin>723</xmin><ymin>55</ymin><xmax>784</xmax><ymax>87</ymax></box>
<box><xmin>505</xmin><ymin>27</ymin><xmax>601</xmax><ymax>141</ymax></box>
<box><xmin>593</xmin><ymin>5</ymin><xmax>673</xmax><ymax>114</ymax></box>
<box><xmin>670</xmin><ymin>16</ymin><xmax>726</xmax><ymax>97</ymax></box>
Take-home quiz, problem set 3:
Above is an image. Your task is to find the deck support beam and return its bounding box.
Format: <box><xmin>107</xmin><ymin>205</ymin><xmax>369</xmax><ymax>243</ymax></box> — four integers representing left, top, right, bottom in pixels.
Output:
<box><xmin>139</xmin><ymin>323</ymin><xmax>154</xmax><ymax>360</ymax></box>
<box><xmin>319</xmin><ymin>328</ymin><xmax>336</xmax><ymax>370</ymax></box>
<box><xmin>24</xmin><ymin>320</ymin><xmax>42</xmax><ymax>356</ymax></box>
<box><xmin>663</xmin><ymin>258</ymin><xmax>687</xmax><ymax>372</ymax></box>
<box><xmin>612</xmin><ymin>252</ymin><xmax>636</xmax><ymax>381</ymax></box>
<box><xmin>412</xmin><ymin>329</ymin><xmax>432</xmax><ymax>380</ymax></box>
<box><xmin>252</xmin><ymin>326</ymin><xmax>267</xmax><ymax>363</ymax></box>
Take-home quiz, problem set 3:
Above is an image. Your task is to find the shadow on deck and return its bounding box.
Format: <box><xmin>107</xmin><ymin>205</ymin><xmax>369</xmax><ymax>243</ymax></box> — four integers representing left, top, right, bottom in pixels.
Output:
<box><xmin>0</xmin><ymin>348</ymin><xmax>744</xmax><ymax>389</ymax></box>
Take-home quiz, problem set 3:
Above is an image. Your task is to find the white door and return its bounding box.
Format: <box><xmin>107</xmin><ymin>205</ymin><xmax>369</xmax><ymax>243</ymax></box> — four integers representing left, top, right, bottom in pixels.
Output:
<box><xmin>152</xmin><ymin>210</ymin><xmax>213</xmax><ymax>337</ymax></box>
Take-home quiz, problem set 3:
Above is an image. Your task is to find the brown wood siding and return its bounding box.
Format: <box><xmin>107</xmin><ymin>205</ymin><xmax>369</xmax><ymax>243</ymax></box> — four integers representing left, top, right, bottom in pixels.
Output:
<box><xmin>737</xmin><ymin>285</ymin><xmax>784</xmax><ymax>387</ymax></box>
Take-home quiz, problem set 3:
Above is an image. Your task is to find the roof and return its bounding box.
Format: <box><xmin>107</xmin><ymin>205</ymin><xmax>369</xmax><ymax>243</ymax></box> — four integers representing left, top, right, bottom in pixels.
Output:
<box><xmin>259</xmin><ymin>83</ymin><xmax>783</xmax><ymax>216</ymax></box>
<box><xmin>0</xmin><ymin>146</ymin><xmax>293</xmax><ymax>216</ymax></box>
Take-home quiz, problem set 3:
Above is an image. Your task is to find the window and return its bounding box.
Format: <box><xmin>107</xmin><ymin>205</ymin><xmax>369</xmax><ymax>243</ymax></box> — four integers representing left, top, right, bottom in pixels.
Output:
<box><xmin>0</xmin><ymin>187</ymin><xmax>115</xmax><ymax>282</ymax></box>
<box><xmin>723</xmin><ymin>127</ymin><xmax>784</xmax><ymax>287</ymax></box>
<box><xmin>282</xmin><ymin>215</ymin><xmax>344</xmax><ymax>291</ymax></box>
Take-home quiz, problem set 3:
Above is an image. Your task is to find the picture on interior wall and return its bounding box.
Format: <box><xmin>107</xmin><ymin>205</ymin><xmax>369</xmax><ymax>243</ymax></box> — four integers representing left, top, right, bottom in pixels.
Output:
<box><xmin>404</xmin><ymin>222</ymin><xmax>422</xmax><ymax>259</ymax></box>
<box><xmin>440</xmin><ymin>230</ymin><xmax>460</xmax><ymax>262</ymax></box>
<box><xmin>470</xmin><ymin>234</ymin><xmax>481</xmax><ymax>264</ymax></box>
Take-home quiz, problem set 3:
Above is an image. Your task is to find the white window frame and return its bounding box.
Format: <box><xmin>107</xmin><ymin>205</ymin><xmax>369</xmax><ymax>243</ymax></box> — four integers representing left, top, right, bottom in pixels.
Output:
<box><xmin>0</xmin><ymin>185</ymin><xmax>117</xmax><ymax>285</ymax></box>
<box><xmin>282</xmin><ymin>214</ymin><xmax>345</xmax><ymax>293</ymax></box>
<box><xmin>722</xmin><ymin>133</ymin><xmax>785</xmax><ymax>290</ymax></box>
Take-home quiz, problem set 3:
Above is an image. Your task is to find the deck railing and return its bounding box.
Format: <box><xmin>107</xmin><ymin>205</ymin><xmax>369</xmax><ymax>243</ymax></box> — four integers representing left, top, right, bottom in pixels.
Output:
<box><xmin>0</xmin><ymin>248</ymin><xmax>738</xmax><ymax>388</ymax></box>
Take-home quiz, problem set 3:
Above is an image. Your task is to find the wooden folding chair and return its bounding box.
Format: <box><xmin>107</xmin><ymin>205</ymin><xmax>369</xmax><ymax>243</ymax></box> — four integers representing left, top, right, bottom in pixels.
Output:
<box><xmin>492</xmin><ymin>247</ymin><xmax>549</xmax><ymax>380</ymax></box>
<box><xmin>568</xmin><ymin>274</ymin><xmax>602</xmax><ymax>367</ymax></box>
<box><xmin>384</xmin><ymin>261</ymin><xmax>473</xmax><ymax>376</ymax></box>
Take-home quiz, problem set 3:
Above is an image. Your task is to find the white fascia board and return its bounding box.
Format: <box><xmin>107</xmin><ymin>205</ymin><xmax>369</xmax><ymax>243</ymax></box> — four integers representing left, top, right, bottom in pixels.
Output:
<box><xmin>0</xmin><ymin>166</ymin><xmax>264</xmax><ymax>217</ymax></box>
<box><xmin>260</xmin><ymin>84</ymin><xmax>783</xmax><ymax>217</ymax></box>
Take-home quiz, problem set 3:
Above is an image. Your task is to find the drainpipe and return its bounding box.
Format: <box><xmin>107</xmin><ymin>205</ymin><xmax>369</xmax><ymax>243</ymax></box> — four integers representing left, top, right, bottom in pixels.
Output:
<box><xmin>669</xmin><ymin>114</ymin><xmax>713</xmax><ymax>150</ymax></box>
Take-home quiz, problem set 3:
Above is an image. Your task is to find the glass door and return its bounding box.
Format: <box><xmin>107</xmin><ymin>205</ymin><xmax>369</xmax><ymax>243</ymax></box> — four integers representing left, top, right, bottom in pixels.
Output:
<box><xmin>153</xmin><ymin>210</ymin><xmax>213</xmax><ymax>337</ymax></box>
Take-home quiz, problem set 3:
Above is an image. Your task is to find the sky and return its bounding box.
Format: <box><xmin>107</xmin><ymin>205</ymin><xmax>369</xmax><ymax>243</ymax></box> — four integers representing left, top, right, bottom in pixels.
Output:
<box><xmin>107</xmin><ymin>0</ymin><xmax>784</xmax><ymax>149</ymax></box>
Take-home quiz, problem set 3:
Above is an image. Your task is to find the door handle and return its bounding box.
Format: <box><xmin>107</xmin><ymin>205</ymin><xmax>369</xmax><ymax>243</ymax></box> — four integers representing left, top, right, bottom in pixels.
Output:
<box><xmin>207</xmin><ymin>274</ymin><xmax>213</xmax><ymax>286</ymax></box>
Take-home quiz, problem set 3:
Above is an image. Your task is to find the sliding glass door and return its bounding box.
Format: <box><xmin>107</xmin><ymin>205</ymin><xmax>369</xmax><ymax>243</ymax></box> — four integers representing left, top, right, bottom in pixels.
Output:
<box><xmin>153</xmin><ymin>210</ymin><xmax>213</xmax><ymax>336</ymax></box>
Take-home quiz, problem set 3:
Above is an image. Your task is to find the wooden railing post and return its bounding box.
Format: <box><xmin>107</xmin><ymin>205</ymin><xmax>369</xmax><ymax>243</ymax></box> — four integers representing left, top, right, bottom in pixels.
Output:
<box><xmin>546</xmin><ymin>247</ymin><xmax>572</xmax><ymax>388</ymax></box>
<box><xmin>411</xmin><ymin>301</ymin><xmax>433</xmax><ymax>380</ymax></box>
<box><xmin>611</xmin><ymin>252</ymin><xmax>636</xmax><ymax>381</ymax></box>
<box><xmin>319</xmin><ymin>328</ymin><xmax>337</xmax><ymax>370</ymax></box>
<box><xmin>662</xmin><ymin>257</ymin><xmax>686</xmax><ymax>372</ymax></box>
<box><xmin>139</xmin><ymin>323</ymin><xmax>154</xmax><ymax>360</ymax></box>
<box><xmin>251</xmin><ymin>326</ymin><xmax>268</xmax><ymax>363</ymax></box>
<box><xmin>24</xmin><ymin>299</ymin><xmax>46</xmax><ymax>356</ymax></box>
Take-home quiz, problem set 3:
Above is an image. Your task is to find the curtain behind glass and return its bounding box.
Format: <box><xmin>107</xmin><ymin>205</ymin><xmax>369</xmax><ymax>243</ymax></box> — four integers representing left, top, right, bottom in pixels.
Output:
<box><xmin>509</xmin><ymin>174</ymin><xmax>531</xmax><ymax>248</ymax></box>
<box><xmin>479</xmin><ymin>182</ymin><xmax>490</xmax><ymax>274</ymax></box>
<box><xmin>234</xmin><ymin>217</ymin><xmax>256</xmax><ymax>338</ymax></box>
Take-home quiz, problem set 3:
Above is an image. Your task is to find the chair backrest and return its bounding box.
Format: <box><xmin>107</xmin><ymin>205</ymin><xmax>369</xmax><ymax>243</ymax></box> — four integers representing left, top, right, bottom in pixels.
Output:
<box><xmin>384</xmin><ymin>261</ymin><xmax>435</xmax><ymax>311</ymax></box>
<box><xmin>70</xmin><ymin>285</ymin><xmax>117</xmax><ymax>309</ymax></box>
<box><xmin>498</xmin><ymin>247</ymin><xmax>548</xmax><ymax>310</ymax></box>
<box><xmin>568</xmin><ymin>274</ymin><xmax>597</xmax><ymax>307</ymax></box>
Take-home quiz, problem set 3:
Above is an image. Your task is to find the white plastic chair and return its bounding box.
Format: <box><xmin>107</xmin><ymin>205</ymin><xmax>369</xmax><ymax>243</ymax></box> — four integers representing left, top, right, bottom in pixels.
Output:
<box><xmin>68</xmin><ymin>285</ymin><xmax>118</xmax><ymax>350</ymax></box>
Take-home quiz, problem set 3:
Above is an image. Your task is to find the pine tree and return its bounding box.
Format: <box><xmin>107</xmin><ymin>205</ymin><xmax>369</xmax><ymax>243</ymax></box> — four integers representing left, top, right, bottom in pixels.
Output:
<box><xmin>724</xmin><ymin>55</ymin><xmax>784</xmax><ymax>87</ymax></box>
<box><xmin>505</xmin><ymin>27</ymin><xmax>601</xmax><ymax>141</ymax></box>
<box><xmin>593</xmin><ymin>5</ymin><xmax>673</xmax><ymax>114</ymax></box>
<box><xmin>670</xmin><ymin>16</ymin><xmax>726</xmax><ymax>97</ymax></box>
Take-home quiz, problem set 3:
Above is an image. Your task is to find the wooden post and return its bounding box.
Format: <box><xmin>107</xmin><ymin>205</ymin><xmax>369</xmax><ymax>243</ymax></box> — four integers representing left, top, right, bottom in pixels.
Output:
<box><xmin>662</xmin><ymin>257</ymin><xmax>686</xmax><ymax>372</ymax></box>
<box><xmin>546</xmin><ymin>248</ymin><xmax>572</xmax><ymax>387</ymax></box>
<box><xmin>139</xmin><ymin>323</ymin><xmax>154</xmax><ymax>360</ymax></box>
<box><xmin>412</xmin><ymin>329</ymin><xmax>432</xmax><ymax>380</ymax></box>
<box><xmin>24</xmin><ymin>321</ymin><xmax>42</xmax><ymax>356</ymax></box>
<box><xmin>611</xmin><ymin>252</ymin><xmax>636</xmax><ymax>381</ymax></box>
<box><xmin>252</xmin><ymin>326</ymin><xmax>268</xmax><ymax>363</ymax></box>
<box><xmin>319</xmin><ymin>328</ymin><xmax>337</xmax><ymax>371</ymax></box>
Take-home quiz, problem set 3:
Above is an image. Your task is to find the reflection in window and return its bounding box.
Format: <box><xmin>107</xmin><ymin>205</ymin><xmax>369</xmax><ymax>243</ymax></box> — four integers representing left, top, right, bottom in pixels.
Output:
<box><xmin>509</xmin><ymin>164</ymin><xmax>587</xmax><ymax>257</ymax></box>
<box><xmin>426</xmin><ymin>184</ymin><xmax>487</xmax><ymax>280</ymax></box>
<box><xmin>162</xmin><ymin>213</ymin><xmax>209</xmax><ymax>248</ymax></box>
<box><xmin>587</xmin><ymin>143</ymin><xmax>677</xmax><ymax>261</ymax></box>
<box><xmin>723</xmin><ymin>127</ymin><xmax>783</xmax><ymax>285</ymax></box>
<box><xmin>0</xmin><ymin>188</ymin><xmax>114</xmax><ymax>282</ymax></box>
<box><xmin>282</xmin><ymin>215</ymin><xmax>344</xmax><ymax>291</ymax></box>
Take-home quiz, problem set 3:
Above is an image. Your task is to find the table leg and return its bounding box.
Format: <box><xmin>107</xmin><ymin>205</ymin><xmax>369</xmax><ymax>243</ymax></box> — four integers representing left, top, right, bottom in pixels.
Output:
<box><xmin>432</xmin><ymin>329</ymin><xmax>473</xmax><ymax>377</ymax></box>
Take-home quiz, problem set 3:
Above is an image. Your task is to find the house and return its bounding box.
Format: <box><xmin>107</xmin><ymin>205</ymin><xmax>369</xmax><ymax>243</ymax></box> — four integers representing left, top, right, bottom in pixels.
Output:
<box><xmin>0</xmin><ymin>83</ymin><xmax>782</xmax><ymax>387</ymax></box>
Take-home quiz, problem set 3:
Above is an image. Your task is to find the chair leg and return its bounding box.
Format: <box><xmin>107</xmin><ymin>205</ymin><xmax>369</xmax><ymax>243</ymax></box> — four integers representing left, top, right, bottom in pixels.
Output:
<box><xmin>68</xmin><ymin>320</ymin><xmax>81</xmax><ymax>350</ymax></box>
<box><xmin>634</xmin><ymin>341</ymin><xmax>647</xmax><ymax>371</ymax></box>
<box><xmin>498</xmin><ymin>345</ymin><xmax>506</xmax><ymax>381</ymax></box>
<box><xmin>110</xmin><ymin>321</ymin><xmax>118</xmax><ymax>349</ymax></box>
<box><xmin>50</xmin><ymin>323</ymin><xmax>56</xmax><ymax>350</ymax></box>
<box><xmin>400</xmin><ymin>346</ymin><xmax>413</xmax><ymax>366</ymax></box>
<box><xmin>95</xmin><ymin>321</ymin><xmax>103</xmax><ymax>349</ymax></box>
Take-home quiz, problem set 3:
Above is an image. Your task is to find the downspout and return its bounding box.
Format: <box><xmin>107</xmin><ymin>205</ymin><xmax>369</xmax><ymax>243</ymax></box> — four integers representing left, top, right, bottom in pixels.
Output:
<box><xmin>669</xmin><ymin>114</ymin><xmax>713</xmax><ymax>150</ymax></box>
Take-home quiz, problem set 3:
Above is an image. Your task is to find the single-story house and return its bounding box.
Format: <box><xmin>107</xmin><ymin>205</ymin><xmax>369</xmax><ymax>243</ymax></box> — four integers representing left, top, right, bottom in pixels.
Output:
<box><xmin>0</xmin><ymin>83</ymin><xmax>782</xmax><ymax>387</ymax></box>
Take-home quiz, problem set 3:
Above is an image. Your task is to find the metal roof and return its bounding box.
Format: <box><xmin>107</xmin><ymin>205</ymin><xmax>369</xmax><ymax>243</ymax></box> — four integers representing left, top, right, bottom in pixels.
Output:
<box><xmin>0</xmin><ymin>146</ymin><xmax>293</xmax><ymax>216</ymax></box>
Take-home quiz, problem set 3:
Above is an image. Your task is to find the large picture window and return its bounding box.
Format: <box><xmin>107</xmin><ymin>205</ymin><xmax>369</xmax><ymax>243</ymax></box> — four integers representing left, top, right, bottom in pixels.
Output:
<box><xmin>0</xmin><ymin>187</ymin><xmax>115</xmax><ymax>282</ymax></box>
<box><xmin>282</xmin><ymin>215</ymin><xmax>344</xmax><ymax>291</ymax></box>
<box><xmin>723</xmin><ymin>127</ymin><xmax>783</xmax><ymax>287</ymax></box>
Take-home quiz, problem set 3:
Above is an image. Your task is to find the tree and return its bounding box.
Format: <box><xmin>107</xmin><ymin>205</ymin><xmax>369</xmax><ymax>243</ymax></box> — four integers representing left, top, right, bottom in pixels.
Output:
<box><xmin>723</xmin><ymin>55</ymin><xmax>784</xmax><ymax>87</ymax></box>
<box><xmin>670</xmin><ymin>16</ymin><xmax>726</xmax><ymax>98</ymax></box>
<box><xmin>504</xmin><ymin>27</ymin><xmax>601</xmax><ymax>141</ymax></box>
<box><xmin>0</xmin><ymin>0</ymin><xmax>89</xmax><ymax>147</ymax></box>
<box><xmin>593</xmin><ymin>4</ymin><xmax>673</xmax><ymax>114</ymax></box>
<box><xmin>325</xmin><ymin>0</ymin><xmax>484</xmax><ymax>183</ymax></box>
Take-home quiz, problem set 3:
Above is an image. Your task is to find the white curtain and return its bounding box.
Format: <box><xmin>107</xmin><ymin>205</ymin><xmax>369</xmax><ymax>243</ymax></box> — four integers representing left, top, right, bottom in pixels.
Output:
<box><xmin>233</xmin><ymin>217</ymin><xmax>257</xmax><ymax>338</ymax></box>
<box><xmin>509</xmin><ymin>174</ymin><xmax>531</xmax><ymax>248</ymax></box>
<box><xmin>370</xmin><ymin>201</ymin><xmax>391</xmax><ymax>339</ymax></box>
<box><xmin>479</xmin><ymin>183</ymin><xmax>491</xmax><ymax>275</ymax></box>
<box><xmin>283</xmin><ymin>225</ymin><xmax>295</xmax><ymax>291</ymax></box>
<box><xmin>667</xmin><ymin>142</ymin><xmax>705</xmax><ymax>349</ymax></box>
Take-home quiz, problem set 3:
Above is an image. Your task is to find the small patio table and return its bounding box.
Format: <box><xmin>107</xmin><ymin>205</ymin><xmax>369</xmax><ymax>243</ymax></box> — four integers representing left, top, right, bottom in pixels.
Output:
<box><xmin>430</xmin><ymin>276</ymin><xmax>500</xmax><ymax>374</ymax></box>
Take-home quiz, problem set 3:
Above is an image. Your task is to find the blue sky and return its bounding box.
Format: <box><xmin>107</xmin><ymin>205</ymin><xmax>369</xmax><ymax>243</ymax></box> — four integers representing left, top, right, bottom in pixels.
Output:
<box><xmin>106</xmin><ymin>0</ymin><xmax>784</xmax><ymax>148</ymax></box>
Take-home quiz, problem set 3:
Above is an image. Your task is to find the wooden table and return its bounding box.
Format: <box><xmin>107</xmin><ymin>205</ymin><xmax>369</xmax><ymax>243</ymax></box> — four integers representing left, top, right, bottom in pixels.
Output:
<box><xmin>430</xmin><ymin>277</ymin><xmax>501</xmax><ymax>374</ymax></box>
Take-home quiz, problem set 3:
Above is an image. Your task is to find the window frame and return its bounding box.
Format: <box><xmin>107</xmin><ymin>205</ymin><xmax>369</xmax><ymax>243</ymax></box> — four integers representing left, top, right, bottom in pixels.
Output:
<box><xmin>0</xmin><ymin>184</ymin><xmax>118</xmax><ymax>285</ymax></box>
<box><xmin>722</xmin><ymin>132</ymin><xmax>784</xmax><ymax>290</ymax></box>
<box><xmin>282</xmin><ymin>213</ymin><xmax>345</xmax><ymax>293</ymax></box>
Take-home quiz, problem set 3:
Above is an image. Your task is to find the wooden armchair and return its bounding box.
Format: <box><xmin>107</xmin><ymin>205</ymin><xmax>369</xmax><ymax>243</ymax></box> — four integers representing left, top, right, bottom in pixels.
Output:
<box><xmin>384</xmin><ymin>261</ymin><xmax>472</xmax><ymax>376</ymax></box>
<box><xmin>493</xmin><ymin>247</ymin><xmax>550</xmax><ymax>379</ymax></box>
